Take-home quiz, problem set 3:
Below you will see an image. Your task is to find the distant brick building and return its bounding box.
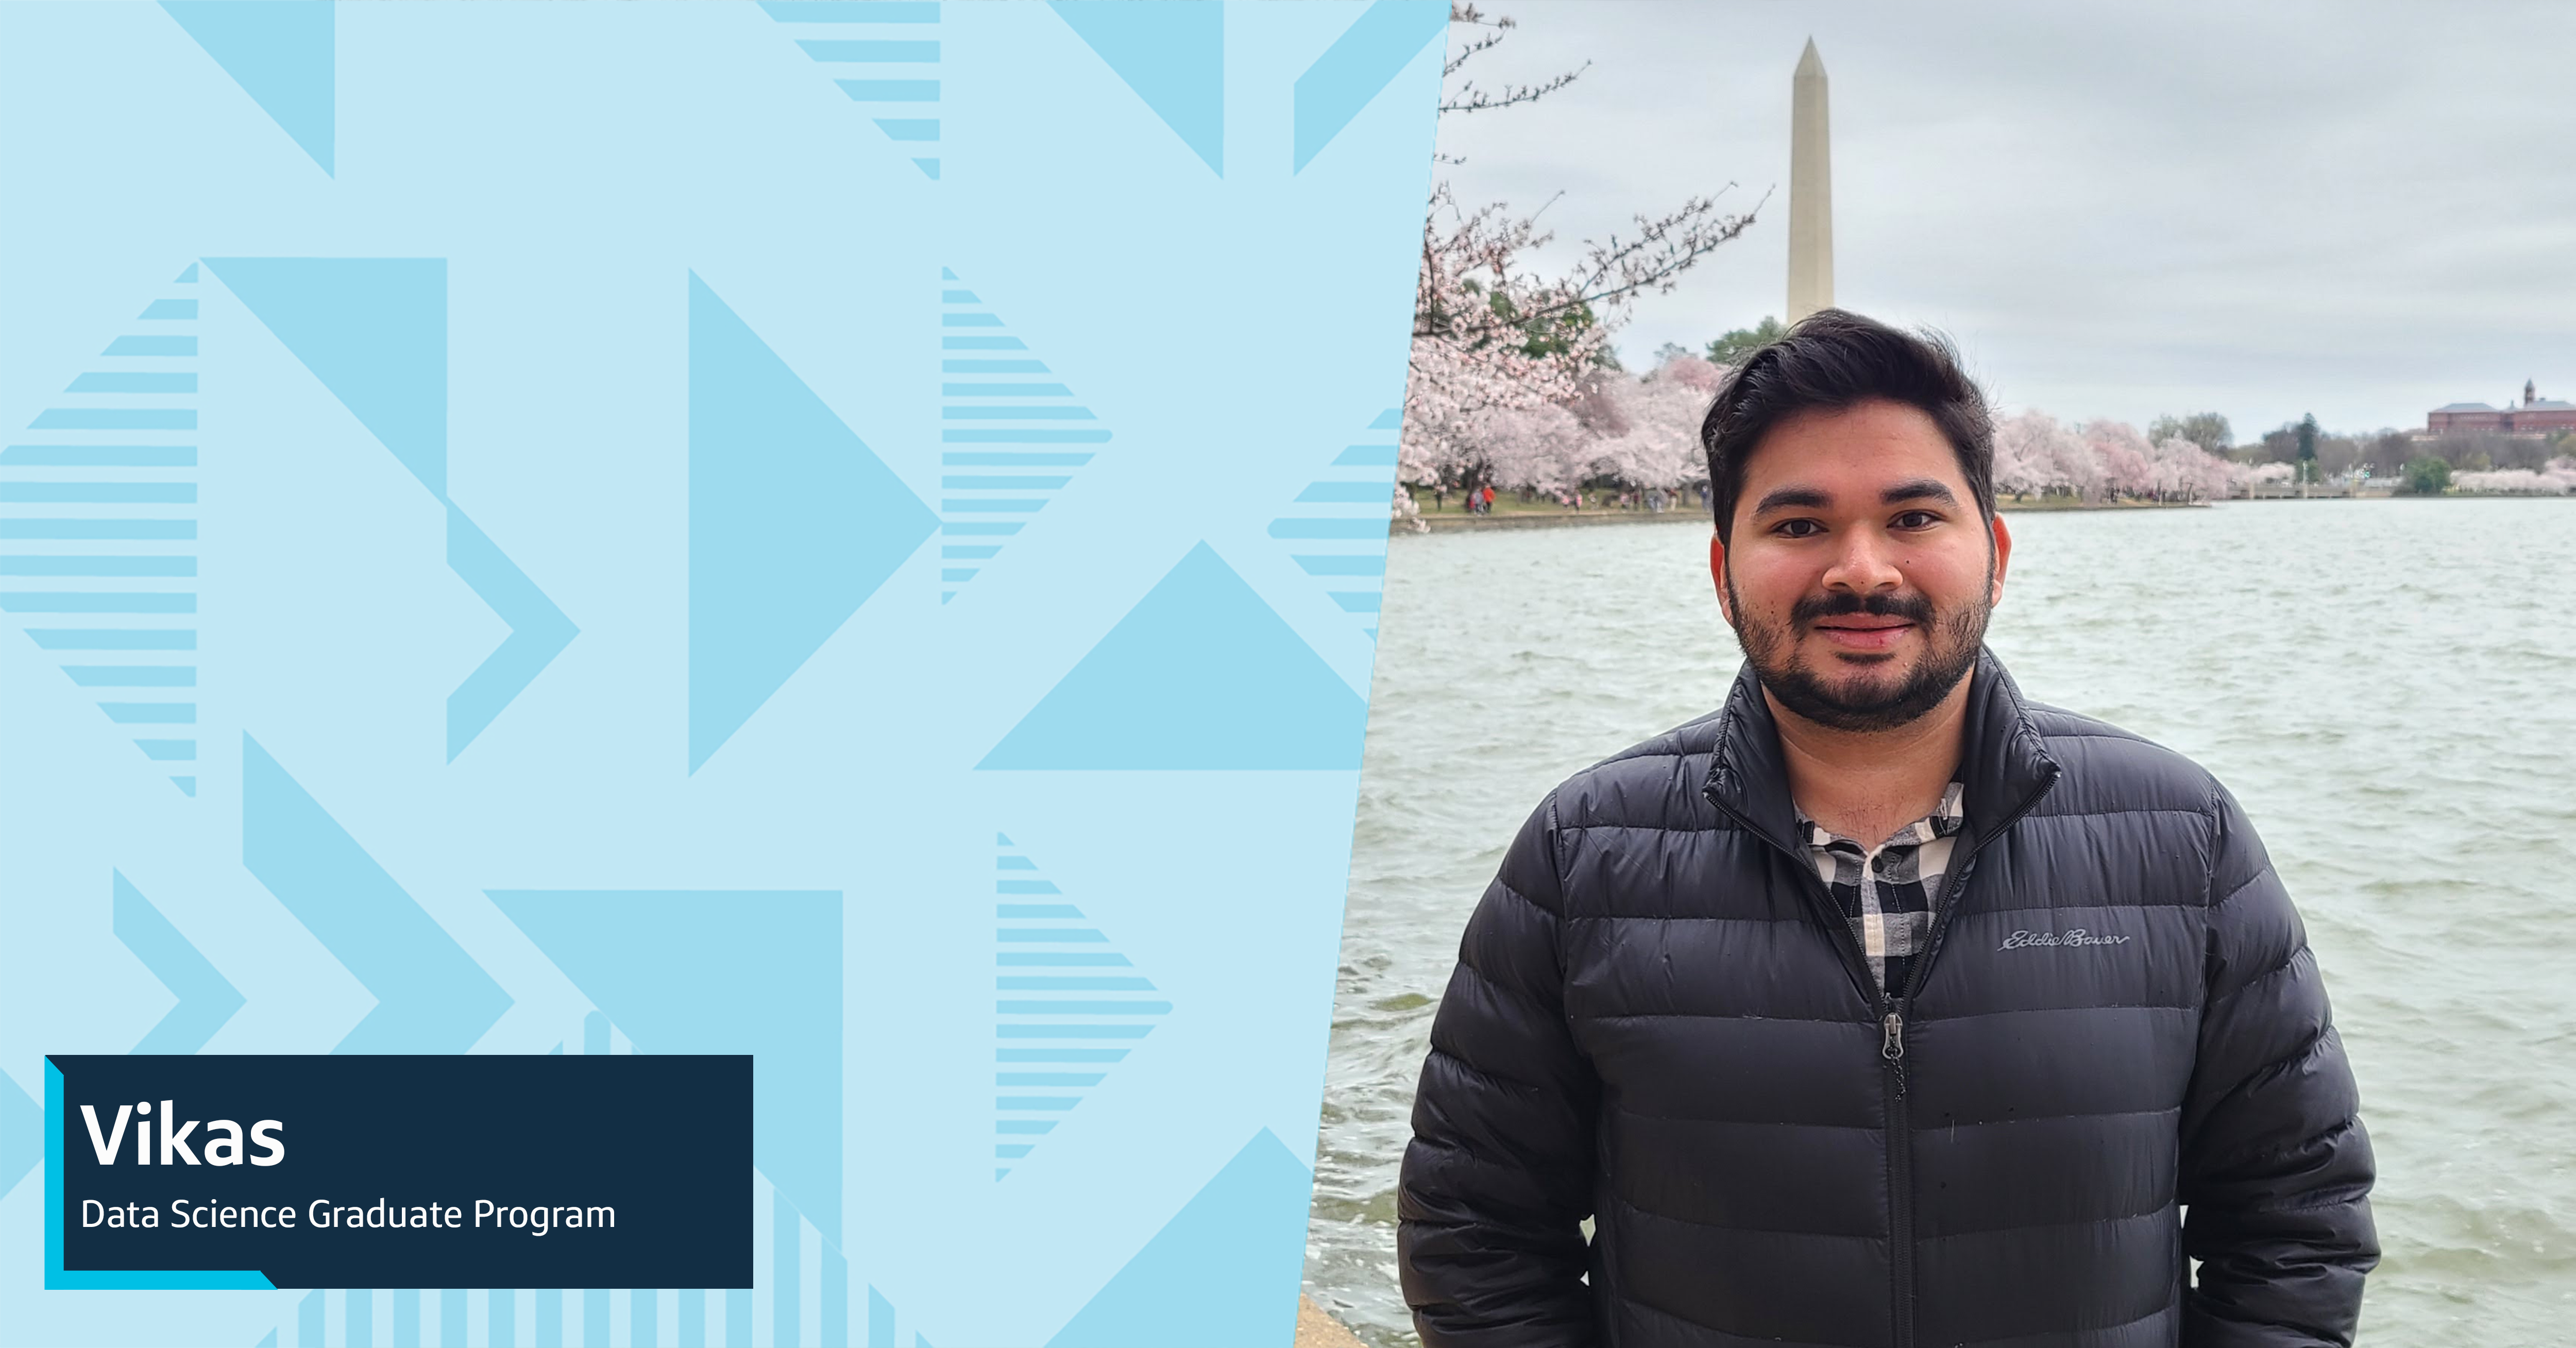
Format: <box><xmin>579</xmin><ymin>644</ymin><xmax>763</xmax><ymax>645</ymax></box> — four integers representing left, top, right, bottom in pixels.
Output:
<box><xmin>2428</xmin><ymin>380</ymin><xmax>2576</xmax><ymax>434</ymax></box>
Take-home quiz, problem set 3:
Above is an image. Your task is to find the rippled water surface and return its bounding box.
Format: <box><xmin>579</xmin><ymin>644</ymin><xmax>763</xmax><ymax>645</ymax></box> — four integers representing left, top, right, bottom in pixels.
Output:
<box><xmin>1304</xmin><ymin>500</ymin><xmax>2576</xmax><ymax>1347</ymax></box>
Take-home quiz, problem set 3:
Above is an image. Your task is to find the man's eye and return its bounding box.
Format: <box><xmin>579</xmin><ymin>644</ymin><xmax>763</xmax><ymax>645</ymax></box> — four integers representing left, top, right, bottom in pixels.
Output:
<box><xmin>1775</xmin><ymin>519</ymin><xmax>1824</xmax><ymax>538</ymax></box>
<box><xmin>1892</xmin><ymin>510</ymin><xmax>1940</xmax><ymax>529</ymax></box>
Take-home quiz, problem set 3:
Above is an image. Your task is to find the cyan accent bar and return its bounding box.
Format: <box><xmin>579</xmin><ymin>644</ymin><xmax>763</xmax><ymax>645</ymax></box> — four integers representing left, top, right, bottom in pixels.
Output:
<box><xmin>994</xmin><ymin>1120</ymin><xmax>1057</xmax><ymax>1134</ymax></box>
<box><xmin>1293</xmin><ymin>554</ymin><xmax>1386</xmax><ymax>576</ymax></box>
<box><xmin>586</xmin><ymin>1289</ymin><xmax>610</xmax><ymax>1348</ymax></box>
<box><xmin>996</xmin><ymin>1072</ymin><xmax>1107</xmax><ymax>1086</ymax></box>
<box><xmin>995</xmin><ymin>903</ymin><xmax>1081</xmax><ymax>918</ymax></box>
<box><xmin>942</xmin><ymin>405</ymin><xmax>1093</xmax><ymax>420</ymax></box>
<box><xmin>941</xmin><ymin>383</ymin><xmax>1073</xmax><ymax>397</ymax></box>
<box><xmin>490</xmin><ymin>1288</ymin><xmax>515</xmax><ymax>1347</ymax></box>
<box><xmin>995</xmin><ymin>1144</ymin><xmax>1033</xmax><ymax>1158</ymax></box>
<box><xmin>1297</xmin><ymin>481</ymin><xmax>1389</xmax><ymax>503</ymax></box>
<box><xmin>1</xmin><ymin>593</ymin><xmax>194</xmax><ymax>612</ymax></box>
<box><xmin>996</xmin><ymin>1048</ymin><xmax>1129</xmax><ymax>1063</ymax></box>
<box><xmin>941</xmin><ymin>336</ymin><xmax>1027</xmax><ymax>349</ymax></box>
<box><xmin>941</xmin><ymin>289</ymin><xmax>979</xmax><ymax>303</ymax></box>
<box><xmin>837</xmin><ymin>79</ymin><xmax>939</xmax><ymax>100</ymax></box>
<box><xmin>761</xmin><ymin>1</ymin><xmax>940</xmax><ymax>20</ymax></box>
<box><xmin>0</xmin><ymin>482</ymin><xmax>196</xmax><ymax>502</ymax></box>
<box><xmin>996</xmin><ymin>1001</ymin><xmax>1172</xmax><ymax>1015</ymax></box>
<box><xmin>1333</xmin><ymin>444</ymin><xmax>1400</xmax><ymax>466</ymax></box>
<box><xmin>994</xmin><ymin>880</ymin><xmax>1061</xmax><ymax>894</ymax></box>
<box><xmin>0</xmin><ymin>556</ymin><xmax>194</xmax><ymax>576</ymax></box>
<box><xmin>938</xmin><ymin>522</ymin><xmax>1022</xmax><ymax>536</ymax></box>
<box><xmin>100</xmin><ymin>704</ymin><xmax>196</xmax><ymax>724</ymax></box>
<box><xmin>64</xmin><ymin>665</ymin><xmax>195</xmax><ymax>686</ymax></box>
<box><xmin>135</xmin><ymin>739</ymin><xmax>196</xmax><ymax>761</ymax></box>
<box><xmin>941</xmin><ymin>475</ymin><xmax>1069</xmax><ymax>489</ymax></box>
<box><xmin>941</xmin><ymin>313</ymin><xmax>1003</xmax><ymax>328</ymax></box>
<box><xmin>443</xmin><ymin>1289</ymin><xmax>466</xmax><ymax>1347</ymax></box>
<box><xmin>1268</xmin><ymin>518</ymin><xmax>1385</xmax><ymax>539</ymax></box>
<box><xmin>0</xmin><ymin>445</ymin><xmax>194</xmax><ymax>466</ymax></box>
<box><xmin>995</xmin><ymin>952</ymin><xmax>1130</xmax><ymax>966</ymax></box>
<box><xmin>536</xmin><ymin>1287</ymin><xmax>561</xmax><ymax>1347</ymax></box>
<box><xmin>996</xmin><ymin>855</ymin><xmax>1036</xmax><ymax>871</ymax></box>
<box><xmin>798</xmin><ymin>38</ymin><xmax>939</xmax><ymax>60</ymax></box>
<box><xmin>65</xmin><ymin>372</ymin><xmax>197</xmax><ymax>393</ymax></box>
<box><xmin>942</xmin><ymin>360</ymin><xmax>1049</xmax><ymax>373</ymax></box>
<box><xmin>100</xmin><ymin>336</ymin><xmax>195</xmax><ymax>356</ymax></box>
<box><xmin>0</xmin><ymin>519</ymin><xmax>195</xmax><ymax>539</ymax></box>
<box><xmin>301</xmin><ymin>1291</ymin><xmax>324</xmax><ymax>1346</ymax></box>
<box><xmin>995</xmin><ymin>1096</ymin><xmax>1079</xmax><ymax>1111</ymax></box>
<box><xmin>942</xmin><ymin>452</ymin><xmax>1092</xmax><ymax>466</ymax></box>
<box><xmin>941</xmin><ymin>545</ymin><xmax>1002</xmax><ymax>559</ymax></box>
<box><xmin>28</xmin><ymin>409</ymin><xmax>195</xmax><ymax>430</ymax></box>
<box><xmin>25</xmin><ymin>628</ymin><xmax>196</xmax><ymax>649</ymax></box>
<box><xmin>940</xmin><ymin>568</ymin><xmax>978</xmax><ymax>583</ymax></box>
<box><xmin>940</xmin><ymin>499</ymin><xmax>1045</xmax><ymax>513</ymax></box>
<box><xmin>997</xmin><ymin>1025</ymin><xmax>1155</xmax><ymax>1038</ymax></box>
<box><xmin>996</xmin><ymin>927</ymin><xmax>1105</xmax><ymax>942</ymax></box>
<box><xmin>138</xmin><ymin>299</ymin><xmax>198</xmax><ymax>319</ymax></box>
<box><xmin>941</xmin><ymin>430</ymin><xmax>1109</xmax><ymax>443</ymax></box>
<box><xmin>997</xmin><ymin>977</ymin><xmax>1155</xmax><ymax>991</ymax></box>
<box><xmin>1331</xmin><ymin>591</ymin><xmax>1385</xmax><ymax>612</ymax></box>
<box><xmin>873</xmin><ymin>118</ymin><xmax>939</xmax><ymax>142</ymax></box>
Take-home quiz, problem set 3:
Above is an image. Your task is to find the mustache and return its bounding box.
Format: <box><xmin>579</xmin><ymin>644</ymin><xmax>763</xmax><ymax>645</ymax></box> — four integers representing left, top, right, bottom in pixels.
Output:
<box><xmin>1791</xmin><ymin>590</ymin><xmax>1936</xmax><ymax>626</ymax></box>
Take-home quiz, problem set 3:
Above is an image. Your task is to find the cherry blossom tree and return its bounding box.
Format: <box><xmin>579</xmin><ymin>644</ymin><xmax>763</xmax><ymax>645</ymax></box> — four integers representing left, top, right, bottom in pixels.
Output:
<box><xmin>1400</xmin><ymin>6</ymin><xmax>1762</xmax><ymax>508</ymax></box>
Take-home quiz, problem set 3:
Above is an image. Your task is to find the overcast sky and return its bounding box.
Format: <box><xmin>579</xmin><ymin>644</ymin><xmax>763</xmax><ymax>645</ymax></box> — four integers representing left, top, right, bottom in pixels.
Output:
<box><xmin>1433</xmin><ymin>1</ymin><xmax>2576</xmax><ymax>441</ymax></box>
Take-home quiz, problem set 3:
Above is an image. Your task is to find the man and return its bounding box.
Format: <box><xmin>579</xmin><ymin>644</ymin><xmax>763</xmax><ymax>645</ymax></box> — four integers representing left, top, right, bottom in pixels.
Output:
<box><xmin>1396</xmin><ymin>310</ymin><xmax>2375</xmax><ymax>1348</ymax></box>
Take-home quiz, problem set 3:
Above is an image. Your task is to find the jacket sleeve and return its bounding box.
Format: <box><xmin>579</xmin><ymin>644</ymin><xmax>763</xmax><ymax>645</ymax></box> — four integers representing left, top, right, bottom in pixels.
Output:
<box><xmin>1398</xmin><ymin>792</ymin><xmax>1600</xmax><ymax>1348</ymax></box>
<box><xmin>2179</xmin><ymin>782</ymin><xmax>2378</xmax><ymax>1347</ymax></box>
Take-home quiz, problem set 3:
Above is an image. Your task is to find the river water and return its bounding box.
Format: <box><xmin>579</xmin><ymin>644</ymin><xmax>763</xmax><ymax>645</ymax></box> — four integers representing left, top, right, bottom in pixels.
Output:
<box><xmin>1305</xmin><ymin>499</ymin><xmax>2576</xmax><ymax>1347</ymax></box>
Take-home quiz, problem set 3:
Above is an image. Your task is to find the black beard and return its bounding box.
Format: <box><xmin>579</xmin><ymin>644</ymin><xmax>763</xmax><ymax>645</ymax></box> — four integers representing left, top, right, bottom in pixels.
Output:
<box><xmin>1726</xmin><ymin>569</ymin><xmax>1992</xmax><ymax>733</ymax></box>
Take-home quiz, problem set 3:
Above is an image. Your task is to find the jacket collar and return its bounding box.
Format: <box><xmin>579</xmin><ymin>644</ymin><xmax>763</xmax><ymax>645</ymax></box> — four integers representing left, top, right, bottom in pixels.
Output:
<box><xmin>1701</xmin><ymin>645</ymin><xmax>2062</xmax><ymax>857</ymax></box>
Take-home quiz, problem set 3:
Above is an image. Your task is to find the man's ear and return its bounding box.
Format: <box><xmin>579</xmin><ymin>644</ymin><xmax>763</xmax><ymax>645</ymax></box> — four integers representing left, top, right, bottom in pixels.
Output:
<box><xmin>1710</xmin><ymin>533</ymin><xmax>1734</xmax><ymax>626</ymax></box>
<box><xmin>1988</xmin><ymin>511</ymin><xmax>2013</xmax><ymax>606</ymax></box>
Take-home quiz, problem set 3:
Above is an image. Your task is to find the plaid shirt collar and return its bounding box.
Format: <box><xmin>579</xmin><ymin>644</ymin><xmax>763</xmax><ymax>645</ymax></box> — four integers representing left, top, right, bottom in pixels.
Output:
<box><xmin>1795</xmin><ymin>781</ymin><xmax>1968</xmax><ymax>854</ymax></box>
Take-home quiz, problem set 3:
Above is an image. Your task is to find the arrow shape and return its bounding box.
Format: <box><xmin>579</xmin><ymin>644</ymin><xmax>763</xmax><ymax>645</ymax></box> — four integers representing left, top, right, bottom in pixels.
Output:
<box><xmin>243</xmin><ymin>735</ymin><xmax>511</xmax><ymax>1052</ymax></box>
<box><xmin>446</xmin><ymin>505</ymin><xmax>579</xmax><ymax>760</ymax></box>
<box><xmin>112</xmin><ymin>871</ymin><xmax>245</xmax><ymax>1054</ymax></box>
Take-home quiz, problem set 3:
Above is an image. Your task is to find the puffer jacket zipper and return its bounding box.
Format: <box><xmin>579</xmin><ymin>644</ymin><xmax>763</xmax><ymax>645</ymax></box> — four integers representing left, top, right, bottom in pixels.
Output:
<box><xmin>1711</xmin><ymin>764</ymin><xmax>2060</xmax><ymax>1348</ymax></box>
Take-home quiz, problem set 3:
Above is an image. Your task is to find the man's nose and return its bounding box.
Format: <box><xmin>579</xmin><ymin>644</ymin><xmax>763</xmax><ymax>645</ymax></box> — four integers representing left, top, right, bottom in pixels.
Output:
<box><xmin>1819</xmin><ymin>527</ymin><xmax>1904</xmax><ymax>593</ymax></box>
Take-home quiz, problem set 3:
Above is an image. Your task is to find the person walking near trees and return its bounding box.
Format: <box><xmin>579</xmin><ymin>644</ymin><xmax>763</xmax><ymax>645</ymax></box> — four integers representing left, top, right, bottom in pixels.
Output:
<box><xmin>1397</xmin><ymin>310</ymin><xmax>2375</xmax><ymax>1348</ymax></box>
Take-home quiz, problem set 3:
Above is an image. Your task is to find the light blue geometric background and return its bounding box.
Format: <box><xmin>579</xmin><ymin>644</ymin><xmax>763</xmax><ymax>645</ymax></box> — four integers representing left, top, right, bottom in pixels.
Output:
<box><xmin>0</xmin><ymin>3</ymin><xmax>1440</xmax><ymax>1344</ymax></box>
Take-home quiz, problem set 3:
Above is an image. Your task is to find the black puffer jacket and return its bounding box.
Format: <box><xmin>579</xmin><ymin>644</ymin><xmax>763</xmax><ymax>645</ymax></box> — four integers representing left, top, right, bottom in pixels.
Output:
<box><xmin>1398</xmin><ymin>649</ymin><xmax>2376</xmax><ymax>1348</ymax></box>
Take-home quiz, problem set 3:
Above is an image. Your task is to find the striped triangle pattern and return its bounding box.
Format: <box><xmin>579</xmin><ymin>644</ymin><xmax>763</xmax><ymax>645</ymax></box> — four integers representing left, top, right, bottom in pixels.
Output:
<box><xmin>938</xmin><ymin>270</ymin><xmax>1111</xmax><ymax>603</ymax></box>
<box><xmin>1265</xmin><ymin>407</ymin><xmax>1398</xmax><ymax>642</ymax></box>
<box><xmin>993</xmin><ymin>831</ymin><xmax>1167</xmax><ymax>1180</ymax></box>
<box><xmin>761</xmin><ymin>0</ymin><xmax>944</xmax><ymax>180</ymax></box>
<box><xmin>0</xmin><ymin>268</ymin><xmax>203</xmax><ymax>795</ymax></box>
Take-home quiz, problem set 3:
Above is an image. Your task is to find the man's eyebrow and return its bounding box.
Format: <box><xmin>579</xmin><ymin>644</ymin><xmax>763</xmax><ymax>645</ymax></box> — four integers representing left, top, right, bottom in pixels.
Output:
<box><xmin>1752</xmin><ymin>486</ymin><xmax>1832</xmax><ymax>515</ymax></box>
<box><xmin>1881</xmin><ymin>479</ymin><xmax>1960</xmax><ymax>507</ymax></box>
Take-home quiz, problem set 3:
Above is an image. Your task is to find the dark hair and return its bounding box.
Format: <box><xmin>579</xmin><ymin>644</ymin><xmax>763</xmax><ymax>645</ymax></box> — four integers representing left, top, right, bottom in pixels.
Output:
<box><xmin>1699</xmin><ymin>308</ymin><xmax>1994</xmax><ymax>544</ymax></box>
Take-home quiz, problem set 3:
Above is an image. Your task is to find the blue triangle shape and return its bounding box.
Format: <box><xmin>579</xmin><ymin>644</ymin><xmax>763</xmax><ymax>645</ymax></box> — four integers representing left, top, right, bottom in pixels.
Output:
<box><xmin>0</xmin><ymin>1069</ymin><xmax>37</xmax><ymax>1202</ymax></box>
<box><xmin>1047</xmin><ymin>1130</ymin><xmax>1312</xmax><ymax>1347</ymax></box>
<box><xmin>488</xmin><ymin>890</ymin><xmax>843</xmax><ymax>1246</ymax></box>
<box><xmin>204</xmin><ymin>258</ymin><xmax>446</xmax><ymax>498</ymax></box>
<box><xmin>688</xmin><ymin>272</ymin><xmax>938</xmax><ymax>772</ymax></box>
<box><xmin>1048</xmin><ymin>2</ymin><xmax>1224</xmax><ymax>175</ymax></box>
<box><xmin>160</xmin><ymin>2</ymin><xmax>334</xmax><ymax>175</ymax></box>
<box><xmin>175</xmin><ymin>263</ymin><xmax>199</xmax><ymax>283</ymax></box>
<box><xmin>978</xmin><ymin>543</ymin><xmax>1364</xmax><ymax>770</ymax></box>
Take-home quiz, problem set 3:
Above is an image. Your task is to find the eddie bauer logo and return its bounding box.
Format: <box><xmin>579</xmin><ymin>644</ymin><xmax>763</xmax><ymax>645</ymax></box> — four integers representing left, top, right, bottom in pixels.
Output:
<box><xmin>1998</xmin><ymin>928</ymin><xmax>2131</xmax><ymax>951</ymax></box>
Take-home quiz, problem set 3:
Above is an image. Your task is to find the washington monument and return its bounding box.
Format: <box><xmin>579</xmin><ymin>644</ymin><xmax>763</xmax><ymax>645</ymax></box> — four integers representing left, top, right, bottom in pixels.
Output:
<box><xmin>1787</xmin><ymin>38</ymin><xmax>1833</xmax><ymax>322</ymax></box>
